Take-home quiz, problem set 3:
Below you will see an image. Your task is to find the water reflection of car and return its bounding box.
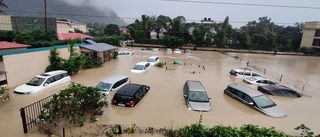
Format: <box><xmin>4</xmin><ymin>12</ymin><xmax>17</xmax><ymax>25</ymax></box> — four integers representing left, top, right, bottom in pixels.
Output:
<box><xmin>95</xmin><ymin>75</ymin><xmax>130</xmax><ymax>95</ymax></box>
<box><xmin>184</xmin><ymin>49</ymin><xmax>191</xmax><ymax>53</ymax></box>
<box><xmin>131</xmin><ymin>62</ymin><xmax>151</xmax><ymax>73</ymax></box>
<box><xmin>14</xmin><ymin>70</ymin><xmax>71</xmax><ymax>94</ymax></box>
<box><xmin>229</xmin><ymin>68</ymin><xmax>261</xmax><ymax>78</ymax></box>
<box><xmin>111</xmin><ymin>83</ymin><xmax>150</xmax><ymax>107</ymax></box>
<box><xmin>146</xmin><ymin>56</ymin><xmax>160</xmax><ymax>66</ymax></box>
<box><xmin>243</xmin><ymin>76</ymin><xmax>277</xmax><ymax>85</ymax></box>
<box><xmin>152</xmin><ymin>48</ymin><xmax>160</xmax><ymax>52</ymax></box>
<box><xmin>257</xmin><ymin>84</ymin><xmax>302</xmax><ymax>98</ymax></box>
<box><xmin>183</xmin><ymin>80</ymin><xmax>212</xmax><ymax>111</ymax></box>
<box><xmin>224</xmin><ymin>83</ymin><xmax>287</xmax><ymax>118</ymax></box>
<box><xmin>174</xmin><ymin>48</ymin><xmax>182</xmax><ymax>53</ymax></box>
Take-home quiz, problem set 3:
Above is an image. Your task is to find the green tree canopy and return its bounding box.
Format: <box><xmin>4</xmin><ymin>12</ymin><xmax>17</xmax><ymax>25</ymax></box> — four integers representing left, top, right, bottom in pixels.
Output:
<box><xmin>105</xmin><ymin>24</ymin><xmax>120</xmax><ymax>36</ymax></box>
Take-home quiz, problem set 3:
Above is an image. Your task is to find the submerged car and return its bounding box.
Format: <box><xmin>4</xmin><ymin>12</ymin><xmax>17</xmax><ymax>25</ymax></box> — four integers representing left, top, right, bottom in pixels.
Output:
<box><xmin>131</xmin><ymin>62</ymin><xmax>151</xmax><ymax>73</ymax></box>
<box><xmin>184</xmin><ymin>49</ymin><xmax>191</xmax><ymax>53</ymax></box>
<box><xmin>146</xmin><ymin>56</ymin><xmax>160</xmax><ymax>66</ymax></box>
<box><xmin>243</xmin><ymin>76</ymin><xmax>277</xmax><ymax>85</ymax></box>
<box><xmin>14</xmin><ymin>70</ymin><xmax>71</xmax><ymax>94</ymax></box>
<box><xmin>224</xmin><ymin>83</ymin><xmax>287</xmax><ymax>118</ymax></box>
<box><xmin>257</xmin><ymin>84</ymin><xmax>302</xmax><ymax>98</ymax></box>
<box><xmin>174</xmin><ymin>48</ymin><xmax>182</xmax><ymax>53</ymax></box>
<box><xmin>95</xmin><ymin>75</ymin><xmax>130</xmax><ymax>95</ymax></box>
<box><xmin>229</xmin><ymin>68</ymin><xmax>261</xmax><ymax>78</ymax></box>
<box><xmin>166</xmin><ymin>48</ymin><xmax>173</xmax><ymax>52</ymax></box>
<box><xmin>183</xmin><ymin>80</ymin><xmax>212</xmax><ymax>111</ymax></box>
<box><xmin>111</xmin><ymin>83</ymin><xmax>150</xmax><ymax>107</ymax></box>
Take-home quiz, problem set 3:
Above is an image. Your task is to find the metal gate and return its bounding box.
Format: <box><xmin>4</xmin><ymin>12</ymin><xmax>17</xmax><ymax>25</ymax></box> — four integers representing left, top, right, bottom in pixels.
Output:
<box><xmin>20</xmin><ymin>94</ymin><xmax>54</xmax><ymax>133</ymax></box>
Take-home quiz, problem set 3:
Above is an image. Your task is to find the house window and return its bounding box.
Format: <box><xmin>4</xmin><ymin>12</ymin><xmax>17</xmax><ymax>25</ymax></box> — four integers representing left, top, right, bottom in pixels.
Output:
<box><xmin>315</xmin><ymin>29</ymin><xmax>320</xmax><ymax>37</ymax></box>
<box><xmin>312</xmin><ymin>39</ymin><xmax>320</xmax><ymax>46</ymax></box>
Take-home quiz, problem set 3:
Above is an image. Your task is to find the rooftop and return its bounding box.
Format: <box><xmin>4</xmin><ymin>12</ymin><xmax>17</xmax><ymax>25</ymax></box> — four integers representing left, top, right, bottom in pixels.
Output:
<box><xmin>0</xmin><ymin>41</ymin><xmax>30</xmax><ymax>50</ymax></box>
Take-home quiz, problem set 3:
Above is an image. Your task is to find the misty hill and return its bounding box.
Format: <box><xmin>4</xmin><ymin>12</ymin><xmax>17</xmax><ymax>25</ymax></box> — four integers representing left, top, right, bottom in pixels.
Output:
<box><xmin>3</xmin><ymin>0</ymin><xmax>126</xmax><ymax>26</ymax></box>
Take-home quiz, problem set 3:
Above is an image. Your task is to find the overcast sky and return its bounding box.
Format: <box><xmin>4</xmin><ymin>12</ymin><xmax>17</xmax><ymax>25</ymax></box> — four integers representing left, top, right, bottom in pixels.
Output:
<box><xmin>61</xmin><ymin>0</ymin><xmax>320</xmax><ymax>28</ymax></box>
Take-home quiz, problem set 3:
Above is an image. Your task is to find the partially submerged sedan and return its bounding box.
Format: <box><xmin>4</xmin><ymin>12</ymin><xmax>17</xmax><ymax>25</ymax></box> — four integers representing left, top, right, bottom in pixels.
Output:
<box><xmin>131</xmin><ymin>62</ymin><xmax>150</xmax><ymax>73</ymax></box>
<box><xmin>243</xmin><ymin>76</ymin><xmax>278</xmax><ymax>85</ymax></box>
<box><xmin>224</xmin><ymin>83</ymin><xmax>287</xmax><ymax>118</ymax></box>
<box><xmin>258</xmin><ymin>84</ymin><xmax>302</xmax><ymax>98</ymax></box>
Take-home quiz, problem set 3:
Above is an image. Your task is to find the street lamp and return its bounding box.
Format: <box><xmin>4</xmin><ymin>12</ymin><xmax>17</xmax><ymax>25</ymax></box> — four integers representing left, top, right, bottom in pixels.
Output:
<box><xmin>44</xmin><ymin>0</ymin><xmax>47</xmax><ymax>31</ymax></box>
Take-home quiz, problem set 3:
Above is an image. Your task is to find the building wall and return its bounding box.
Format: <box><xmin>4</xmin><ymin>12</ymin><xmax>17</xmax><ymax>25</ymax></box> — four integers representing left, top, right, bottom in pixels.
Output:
<box><xmin>70</xmin><ymin>23</ymin><xmax>87</xmax><ymax>33</ymax></box>
<box><xmin>300</xmin><ymin>21</ymin><xmax>320</xmax><ymax>48</ymax></box>
<box><xmin>56</xmin><ymin>21</ymin><xmax>69</xmax><ymax>33</ymax></box>
<box><xmin>0</xmin><ymin>15</ymin><xmax>13</xmax><ymax>31</ymax></box>
<box><xmin>2</xmin><ymin>47</ymin><xmax>80</xmax><ymax>87</ymax></box>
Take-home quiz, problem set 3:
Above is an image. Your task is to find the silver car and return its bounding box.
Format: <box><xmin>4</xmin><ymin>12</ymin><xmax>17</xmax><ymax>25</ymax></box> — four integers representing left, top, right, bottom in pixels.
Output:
<box><xmin>224</xmin><ymin>83</ymin><xmax>287</xmax><ymax>118</ymax></box>
<box><xmin>183</xmin><ymin>80</ymin><xmax>212</xmax><ymax>111</ymax></box>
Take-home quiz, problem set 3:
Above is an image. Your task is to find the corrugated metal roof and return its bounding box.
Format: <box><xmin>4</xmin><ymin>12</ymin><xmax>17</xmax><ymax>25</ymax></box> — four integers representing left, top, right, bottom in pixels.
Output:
<box><xmin>80</xmin><ymin>43</ymin><xmax>118</xmax><ymax>52</ymax></box>
<box><xmin>58</xmin><ymin>33</ymin><xmax>92</xmax><ymax>40</ymax></box>
<box><xmin>0</xmin><ymin>41</ymin><xmax>30</xmax><ymax>50</ymax></box>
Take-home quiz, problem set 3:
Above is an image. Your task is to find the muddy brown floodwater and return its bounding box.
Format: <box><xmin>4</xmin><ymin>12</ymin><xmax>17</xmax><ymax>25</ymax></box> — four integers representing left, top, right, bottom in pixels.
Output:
<box><xmin>1</xmin><ymin>47</ymin><xmax>320</xmax><ymax>137</ymax></box>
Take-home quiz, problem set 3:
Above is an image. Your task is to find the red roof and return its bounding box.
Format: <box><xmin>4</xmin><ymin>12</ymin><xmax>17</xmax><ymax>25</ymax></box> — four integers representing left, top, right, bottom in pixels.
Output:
<box><xmin>0</xmin><ymin>41</ymin><xmax>30</xmax><ymax>50</ymax></box>
<box><xmin>58</xmin><ymin>33</ymin><xmax>92</xmax><ymax>40</ymax></box>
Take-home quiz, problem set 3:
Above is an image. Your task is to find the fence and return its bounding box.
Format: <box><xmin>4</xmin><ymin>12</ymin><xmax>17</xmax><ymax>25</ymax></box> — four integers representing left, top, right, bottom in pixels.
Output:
<box><xmin>20</xmin><ymin>94</ymin><xmax>54</xmax><ymax>133</ymax></box>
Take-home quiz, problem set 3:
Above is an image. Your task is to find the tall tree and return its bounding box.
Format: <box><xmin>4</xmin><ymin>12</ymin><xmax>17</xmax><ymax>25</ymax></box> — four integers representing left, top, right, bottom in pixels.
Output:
<box><xmin>192</xmin><ymin>24</ymin><xmax>210</xmax><ymax>47</ymax></box>
<box><xmin>214</xmin><ymin>16</ymin><xmax>230</xmax><ymax>48</ymax></box>
<box><xmin>105</xmin><ymin>24</ymin><xmax>120</xmax><ymax>36</ymax></box>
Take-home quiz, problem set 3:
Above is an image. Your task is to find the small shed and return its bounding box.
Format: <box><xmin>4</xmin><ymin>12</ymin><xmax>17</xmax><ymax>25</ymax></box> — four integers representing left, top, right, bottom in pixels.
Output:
<box><xmin>80</xmin><ymin>40</ymin><xmax>118</xmax><ymax>62</ymax></box>
<box><xmin>0</xmin><ymin>41</ymin><xmax>30</xmax><ymax>51</ymax></box>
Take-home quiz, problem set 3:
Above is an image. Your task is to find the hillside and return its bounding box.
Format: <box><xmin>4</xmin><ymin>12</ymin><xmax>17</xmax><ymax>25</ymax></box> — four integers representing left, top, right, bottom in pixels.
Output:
<box><xmin>3</xmin><ymin>0</ymin><xmax>126</xmax><ymax>26</ymax></box>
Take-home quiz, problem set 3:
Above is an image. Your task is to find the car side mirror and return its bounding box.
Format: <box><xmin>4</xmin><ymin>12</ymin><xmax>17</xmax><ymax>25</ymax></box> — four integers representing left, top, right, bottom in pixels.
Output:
<box><xmin>248</xmin><ymin>102</ymin><xmax>254</xmax><ymax>105</ymax></box>
<box><xmin>44</xmin><ymin>83</ymin><xmax>49</xmax><ymax>86</ymax></box>
<box><xmin>183</xmin><ymin>95</ymin><xmax>187</xmax><ymax>98</ymax></box>
<box><xmin>110</xmin><ymin>88</ymin><xmax>114</xmax><ymax>91</ymax></box>
<box><xmin>208</xmin><ymin>97</ymin><xmax>212</xmax><ymax>100</ymax></box>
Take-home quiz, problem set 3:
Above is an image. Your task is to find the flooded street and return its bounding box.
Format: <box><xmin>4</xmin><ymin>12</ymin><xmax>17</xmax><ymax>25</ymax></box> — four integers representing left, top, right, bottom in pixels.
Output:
<box><xmin>1</xmin><ymin>47</ymin><xmax>320</xmax><ymax>136</ymax></box>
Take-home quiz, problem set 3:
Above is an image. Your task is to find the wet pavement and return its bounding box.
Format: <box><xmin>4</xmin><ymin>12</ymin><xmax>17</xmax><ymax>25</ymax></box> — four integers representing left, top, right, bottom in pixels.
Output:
<box><xmin>1</xmin><ymin>47</ymin><xmax>320</xmax><ymax>136</ymax></box>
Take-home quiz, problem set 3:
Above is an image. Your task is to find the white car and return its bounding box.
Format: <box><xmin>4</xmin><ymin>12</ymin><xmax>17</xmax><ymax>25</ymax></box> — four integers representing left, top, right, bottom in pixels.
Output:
<box><xmin>243</xmin><ymin>76</ymin><xmax>278</xmax><ymax>85</ymax></box>
<box><xmin>14</xmin><ymin>70</ymin><xmax>71</xmax><ymax>94</ymax></box>
<box><xmin>146</xmin><ymin>56</ymin><xmax>160</xmax><ymax>66</ymax></box>
<box><xmin>229</xmin><ymin>68</ymin><xmax>261</xmax><ymax>78</ymax></box>
<box><xmin>95</xmin><ymin>75</ymin><xmax>130</xmax><ymax>95</ymax></box>
<box><xmin>131</xmin><ymin>62</ymin><xmax>151</xmax><ymax>73</ymax></box>
<box><xmin>166</xmin><ymin>48</ymin><xmax>173</xmax><ymax>52</ymax></box>
<box><xmin>174</xmin><ymin>48</ymin><xmax>182</xmax><ymax>53</ymax></box>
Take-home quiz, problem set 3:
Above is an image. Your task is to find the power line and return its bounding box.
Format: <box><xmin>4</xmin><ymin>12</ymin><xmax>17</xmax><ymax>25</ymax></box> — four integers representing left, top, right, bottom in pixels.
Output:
<box><xmin>145</xmin><ymin>0</ymin><xmax>320</xmax><ymax>10</ymax></box>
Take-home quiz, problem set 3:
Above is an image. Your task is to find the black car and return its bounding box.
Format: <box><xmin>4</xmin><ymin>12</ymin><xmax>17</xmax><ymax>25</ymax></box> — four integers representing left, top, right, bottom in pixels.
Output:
<box><xmin>111</xmin><ymin>83</ymin><xmax>150</xmax><ymax>107</ymax></box>
<box><xmin>257</xmin><ymin>84</ymin><xmax>302</xmax><ymax>98</ymax></box>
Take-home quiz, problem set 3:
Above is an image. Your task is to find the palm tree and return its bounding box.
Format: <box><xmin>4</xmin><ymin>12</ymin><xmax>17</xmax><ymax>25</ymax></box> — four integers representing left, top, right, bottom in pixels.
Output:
<box><xmin>0</xmin><ymin>0</ymin><xmax>8</xmax><ymax>14</ymax></box>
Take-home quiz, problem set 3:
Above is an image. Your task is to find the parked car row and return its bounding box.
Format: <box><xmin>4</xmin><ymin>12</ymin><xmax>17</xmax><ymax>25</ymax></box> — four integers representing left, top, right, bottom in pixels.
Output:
<box><xmin>131</xmin><ymin>56</ymin><xmax>160</xmax><ymax>73</ymax></box>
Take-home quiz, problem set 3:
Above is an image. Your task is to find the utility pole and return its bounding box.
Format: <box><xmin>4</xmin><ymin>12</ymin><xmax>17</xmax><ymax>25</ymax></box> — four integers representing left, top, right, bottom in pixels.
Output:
<box><xmin>44</xmin><ymin>0</ymin><xmax>47</xmax><ymax>31</ymax></box>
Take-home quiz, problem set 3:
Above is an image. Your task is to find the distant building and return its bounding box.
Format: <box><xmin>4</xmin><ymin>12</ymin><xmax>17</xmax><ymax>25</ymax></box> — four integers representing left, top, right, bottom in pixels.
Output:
<box><xmin>188</xmin><ymin>18</ymin><xmax>216</xmax><ymax>35</ymax></box>
<box><xmin>300</xmin><ymin>21</ymin><xmax>320</xmax><ymax>48</ymax></box>
<box><xmin>56</xmin><ymin>19</ymin><xmax>88</xmax><ymax>33</ymax></box>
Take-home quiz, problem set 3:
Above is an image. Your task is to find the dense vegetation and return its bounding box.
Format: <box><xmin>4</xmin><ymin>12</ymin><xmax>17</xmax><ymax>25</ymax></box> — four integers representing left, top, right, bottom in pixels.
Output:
<box><xmin>127</xmin><ymin>15</ymin><xmax>307</xmax><ymax>52</ymax></box>
<box><xmin>0</xmin><ymin>87</ymin><xmax>10</xmax><ymax>102</ymax></box>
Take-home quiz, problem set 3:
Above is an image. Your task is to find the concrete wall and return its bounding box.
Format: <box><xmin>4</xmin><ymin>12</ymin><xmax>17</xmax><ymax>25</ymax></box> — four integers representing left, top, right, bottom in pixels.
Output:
<box><xmin>3</xmin><ymin>47</ymin><xmax>80</xmax><ymax>87</ymax></box>
<box><xmin>0</xmin><ymin>15</ymin><xmax>13</xmax><ymax>31</ymax></box>
<box><xmin>57</xmin><ymin>21</ymin><xmax>69</xmax><ymax>33</ymax></box>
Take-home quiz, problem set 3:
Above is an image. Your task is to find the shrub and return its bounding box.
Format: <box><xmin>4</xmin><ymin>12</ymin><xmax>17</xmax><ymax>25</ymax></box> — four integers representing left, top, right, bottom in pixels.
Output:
<box><xmin>155</xmin><ymin>62</ymin><xmax>165</xmax><ymax>68</ymax></box>
<box><xmin>0</xmin><ymin>87</ymin><xmax>10</xmax><ymax>102</ymax></box>
<box><xmin>41</xmin><ymin>82</ymin><xmax>108</xmax><ymax>127</ymax></box>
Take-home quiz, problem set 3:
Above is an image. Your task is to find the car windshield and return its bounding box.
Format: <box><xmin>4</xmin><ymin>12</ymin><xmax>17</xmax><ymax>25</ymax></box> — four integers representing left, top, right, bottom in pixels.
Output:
<box><xmin>146</xmin><ymin>58</ymin><xmax>155</xmax><ymax>62</ymax></box>
<box><xmin>188</xmin><ymin>91</ymin><xmax>209</xmax><ymax>102</ymax></box>
<box><xmin>96</xmin><ymin>82</ymin><xmax>112</xmax><ymax>91</ymax></box>
<box><xmin>26</xmin><ymin>77</ymin><xmax>46</xmax><ymax>86</ymax></box>
<box><xmin>132</xmin><ymin>65</ymin><xmax>145</xmax><ymax>70</ymax></box>
<box><xmin>175</xmin><ymin>49</ymin><xmax>180</xmax><ymax>51</ymax></box>
<box><xmin>113</xmin><ymin>95</ymin><xmax>132</xmax><ymax>102</ymax></box>
<box><xmin>252</xmin><ymin>95</ymin><xmax>276</xmax><ymax>108</ymax></box>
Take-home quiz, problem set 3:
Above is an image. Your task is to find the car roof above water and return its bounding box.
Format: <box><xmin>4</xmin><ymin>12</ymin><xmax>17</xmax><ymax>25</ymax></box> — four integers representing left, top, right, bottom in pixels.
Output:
<box><xmin>115</xmin><ymin>84</ymin><xmax>143</xmax><ymax>96</ymax></box>
<box><xmin>227</xmin><ymin>83</ymin><xmax>263</xmax><ymax>97</ymax></box>
<box><xmin>38</xmin><ymin>70</ymin><xmax>68</xmax><ymax>77</ymax></box>
<box><xmin>186</xmin><ymin>80</ymin><xmax>206</xmax><ymax>92</ymax></box>
<box><xmin>101</xmin><ymin>75</ymin><xmax>128</xmax><ymax>83</ymax></box>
